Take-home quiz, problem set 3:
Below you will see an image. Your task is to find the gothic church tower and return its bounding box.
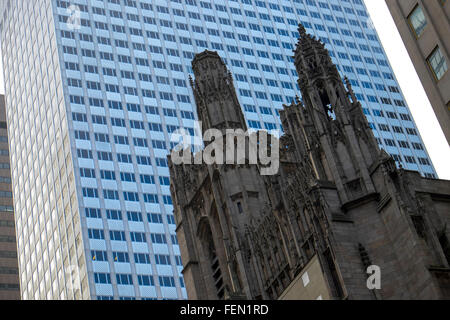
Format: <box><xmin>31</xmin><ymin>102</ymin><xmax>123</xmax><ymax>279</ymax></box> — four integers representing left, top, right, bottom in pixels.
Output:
<box><xmin>170</xmin><ymin>27</ymin><xmax>450</xmax><ymax>300</ymax></box>
<box><xmin>169</xmin><ymin>51</ymin><xmax>273</xmax><ymax>300</ymax></box>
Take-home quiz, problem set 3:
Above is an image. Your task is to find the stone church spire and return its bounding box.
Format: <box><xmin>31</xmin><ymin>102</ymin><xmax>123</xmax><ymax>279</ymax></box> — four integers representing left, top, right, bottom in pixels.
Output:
<box><xmin>282</xmin><ymin>24</ymin><xmax>381</xmax><ymax>203</ymax></box>
<box><xmin>190</xmin><ymin>50</ymin><xmax>248</xmax><ymax>135</ymax></box>
<box><xmin>169</xmin><ymin>50</ymin><xmax>276</xmax><ymax>300</ymax></box>
<box><xmin>295</xmin><ymin>23</ymin><xmax>339</xmax><ymax>93</ymax></box>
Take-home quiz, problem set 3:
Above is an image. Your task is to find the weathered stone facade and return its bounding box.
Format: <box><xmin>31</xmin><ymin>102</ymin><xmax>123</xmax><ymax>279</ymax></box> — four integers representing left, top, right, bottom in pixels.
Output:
<box><xmin>169</xmin><ymin>25</ymin><xmax>450</xmax><ymax>300</ymax></box>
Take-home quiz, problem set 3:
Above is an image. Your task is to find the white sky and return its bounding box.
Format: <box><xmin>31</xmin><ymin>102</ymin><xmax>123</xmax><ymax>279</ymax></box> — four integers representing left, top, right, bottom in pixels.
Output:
<box><xmin>0</xmin><ymin>0</ymin><xmax>448</xmax><ymax>179</ymax></box>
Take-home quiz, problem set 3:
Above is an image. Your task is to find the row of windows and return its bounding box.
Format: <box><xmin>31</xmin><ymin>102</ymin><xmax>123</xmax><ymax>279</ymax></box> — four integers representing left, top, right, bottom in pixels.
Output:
<box><xmin>373</xmin><ymin>138</ymin><xmax>432</xmax><ymax>168</ymax></box>
<box><xmin>407</xmin><ymin>5</ymin><xmax>448</xmax><ymax>81</ymax></box>
<box><xmin>88</xmin><ymin>228</ymin><xmax>178</xmax><ymax>245</ymax></box>
<box><xmin>0</xmin><ymin>191</ymin><xmax>12</xmax><ymax>198</ymax></box>
<box><xmin>82</xmin><ymin>188</ymin><xmax>173</xmax><ymax>205</ymax></box>
<box><xmin>59</xmin><ymin>0</ymin><xmax>367</xmax><ymax>16</ymax></box>
<box><xmin>81</xmin><ymin>169</ymin><xmax>170</xmax><ymax>185</ymax></box>
<box><xmin>93</xmin><ymin>271</ymin><xmax>182</xmax><ymax>288</ymax></box>
<box><xmin>85</xmin><ymin>208</ymin><xmax>176</xmax><ymax>224</ymax></box>
<box><xmin>97</xmin><ymin>296</ymin><xmax>159</xmax><ymax>300</ymax></box>
<box><xmin>72</xmin><ymin>113</ymin><xmax>196</xmax><ymax>136</ymax></box>
<box><xmin>368</xmin><ymin>122</ymin><xmax>419</xmax><ymax>136</ymax></box>
<box><xmin>77</xmin><ymin>149</ymin><xmax>168</xmax><ymax>167</ymax></box>
<box><xmin>67</xmin><ymin>75</ymin><xmax>192</xmax><ymax>102</ymax></box>
<box><xmin>65</xmin><ymin>61</ymin><xmax>188</xmax><ymax>86</ymax></box>
<box><xmin>74</xmin><ymin>129</ymin><xmax>172</xmax><ymax>149</ymax></box>
<box><xmin>91</xmin><ymin>250</ymin><xmax>182</xmax><ymax>266</ymax></box>
<box><xmin>70</xmin><ymin>96</ymin><xmax>194</xmax><ymax>119</ymax></box>
<box><xmin>58</xmin><ymin>0</ymin><xmax>370</xmax><ymax>22</ymax></box>
<box><xmin>381</xmin><ymin>138</ymin><xmax>426</xmax><ymax>152</ymax></box>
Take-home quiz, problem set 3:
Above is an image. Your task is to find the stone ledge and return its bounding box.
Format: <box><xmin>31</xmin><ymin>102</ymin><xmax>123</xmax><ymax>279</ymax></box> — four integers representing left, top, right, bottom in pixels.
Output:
<box><xmin>332</xmin><ymin>213</ymin><xmax>354</xmax><ymax>223</ymax></box>
<box><xmin>377</xmin><ymin>193</ymin><xmax>392</xmax><ymax>213</ymax></box>
<box><xmin>341</xmin><ymin>192</ymin><xmax>380</xmax><ymax>213</ymax></box>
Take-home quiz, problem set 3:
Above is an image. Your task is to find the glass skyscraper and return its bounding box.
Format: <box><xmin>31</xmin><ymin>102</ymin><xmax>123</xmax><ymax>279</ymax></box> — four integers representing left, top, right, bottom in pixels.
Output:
<box><xmin>0</xmin><ymin>0</ymin><xmax>436</xmax><ymax>300</ymax></box>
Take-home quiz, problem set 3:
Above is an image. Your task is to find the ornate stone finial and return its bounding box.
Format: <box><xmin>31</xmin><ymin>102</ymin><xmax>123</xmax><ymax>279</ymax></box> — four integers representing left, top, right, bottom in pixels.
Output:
<box><xmin>295</xmin><ymin>95</ymin><xmax>301</xmax><ymax>104</ymax></box>
<box><xmin>344</xmin><ymin>76</ymin><xmax>351</xmax><ymax>91</ymax></box>
<box><xmin>344</xmin><ymin>76</ymin><xmax>357</xmax><ymax>103</ymax></box>
<box><xmin>344</xmin><ymin>76</ymin><xmax>350</xmax><ymax>86</ymax></box>
<box><xmin>189</xmin><ymin>75</ymin><xmax>194</xmax><ymax>88</ymax></box>
<box><xmin>358</xmin><ymin>243</ymin><xmax>372</xmax><ymax>270</ymax></box>
<box><xmin>228</xmin><ymin>70</ymin><xmax>234</xmax><ymax>83</ymax></box>
<box><xmin>298</xmin><ymin>23</ymin><xmax>307</xmax><ymax>37</ymax></box>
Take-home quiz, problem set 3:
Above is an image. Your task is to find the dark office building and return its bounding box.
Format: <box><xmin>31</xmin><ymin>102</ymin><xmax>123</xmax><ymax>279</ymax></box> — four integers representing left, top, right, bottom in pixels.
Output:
<box><xmin>0</xmin><ymin>95</ymin><xmax>19</xmax><ymax>299</ymax></box>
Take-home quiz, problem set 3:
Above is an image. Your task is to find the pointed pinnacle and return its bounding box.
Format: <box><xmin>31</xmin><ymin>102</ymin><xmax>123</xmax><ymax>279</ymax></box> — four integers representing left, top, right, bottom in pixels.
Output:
<box><xmin>298</xmin><ymin>23</ymin><xmax>307</xmax><ymax>37</ymax></box>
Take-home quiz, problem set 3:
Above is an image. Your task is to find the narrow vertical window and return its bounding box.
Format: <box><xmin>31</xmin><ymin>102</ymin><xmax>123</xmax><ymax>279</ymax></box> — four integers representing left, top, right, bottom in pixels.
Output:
<box><xmin>237</xmin><ymin>202</ymin><xmax>243</xmax><ymax>214</ymax></box>
<box><xmin>407</xmin><ymin>5</ymin><xmax>427</xmax><ymax>37</ymax></box>
<box><xmin>427</xmin><ymin>47</ymin><xmax>448</xmax><ymax>81</ymax></box>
